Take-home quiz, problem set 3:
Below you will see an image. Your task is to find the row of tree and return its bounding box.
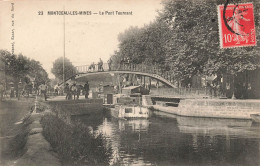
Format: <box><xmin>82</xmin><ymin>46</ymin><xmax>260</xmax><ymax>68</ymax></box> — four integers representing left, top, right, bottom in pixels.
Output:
<box><xmin>0</xmin><ymin>50</ymin><xmax>78</xmax><ymax>92</ymax></box>
<box><xmin>0</xmin><ymin>50</ymin><xmax>49</xmax><ymax>95</ymax></box>
<box><xmin>110</xmin><ymin>0</ymin><xmax>260</xmax><ymax>87</ymax></box>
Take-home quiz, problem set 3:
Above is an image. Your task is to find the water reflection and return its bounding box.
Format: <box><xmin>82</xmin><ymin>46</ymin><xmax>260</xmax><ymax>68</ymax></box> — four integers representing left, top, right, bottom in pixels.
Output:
<box><xmin>73</xmin><ymin>109</ymin><xmax>260</xmax><ymax>166</ymax></box>
<box><xmin>154</xmin><ymin>111</ymin><xmax>260</xmax><ymax>139</ymax></box>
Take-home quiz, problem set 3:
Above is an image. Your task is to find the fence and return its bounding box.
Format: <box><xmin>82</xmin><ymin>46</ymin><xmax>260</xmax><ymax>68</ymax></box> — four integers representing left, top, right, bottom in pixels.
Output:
<box><xmin>76</xmin><ymin>63</ymin><xmax>174</xmax><ymax>82</ymax></box>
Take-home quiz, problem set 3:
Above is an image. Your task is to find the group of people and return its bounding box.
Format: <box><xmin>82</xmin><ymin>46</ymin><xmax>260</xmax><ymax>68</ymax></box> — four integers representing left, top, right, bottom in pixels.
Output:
<box><xmin>64</xmin><ymin>82</ymin><xmax>90</xmax><ymax>100</ymax></box>
<box><xmin>0</xmin><ymin>80</ymin><xmax>92</xmax><ymax>102</ymax></box>
<box><xmin>88</xmin><ymin>58</ymin><xmax>104</xmax><ymax>72</ymax></box>
<box><xmin>0</xmin><ymin>81</ymin><xmax>48</xmax><ymax>101</ymax></box>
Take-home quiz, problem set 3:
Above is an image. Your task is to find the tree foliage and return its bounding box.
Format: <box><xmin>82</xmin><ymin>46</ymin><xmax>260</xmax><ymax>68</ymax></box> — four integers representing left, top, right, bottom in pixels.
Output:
<box><xmin>0</xmin><ymin>50</ymin><xmax>49</xmax><ymax>87</ymax></box>
<box><xmin>51</xmin><ymin>57</ymin><xmax>77</xmax><ymax>81</ymax></box>
<box><xmin>161</xmin><ymin>0</ymin><xmax>260</xmax><ymax>78</ymax></box>
<box><xmin>111</xmin><ymin>0</ymin><xmax>260</xmax><ymax>85</ymax></box>
<box><xmin>116</xmin><ymin>21</ymin><xmax>171</xmax><ymax>67</ymax></box>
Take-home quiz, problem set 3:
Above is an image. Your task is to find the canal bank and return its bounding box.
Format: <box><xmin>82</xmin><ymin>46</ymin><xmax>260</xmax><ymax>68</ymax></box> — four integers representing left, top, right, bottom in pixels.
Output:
<box><xmin>0</xmin><ymin>97</ymin><xmax>107</xmax><ymax>166</ymax></box>
<box><xmin>13</xmin><ymin>112</ymin><xmax>61</xmax><ymax>166</ymax></box>
<box><xmin>145</xmin><ymin>96</ymin><xmax>260</xmax><ymax>120</ymax></box>
<box><xmin>46</xmin><ymin>98</ymin><xmax>104</xmax><ymax>124</ymax></box>
<box><xmin>0</xmin><ymin>99</ymin><xmax>61</xmax><ymax>166</ymax></box>
<box><xmin>40</xmin><ymin>98</ymin><xmax>111</xmax><ymax>165</ymax></box>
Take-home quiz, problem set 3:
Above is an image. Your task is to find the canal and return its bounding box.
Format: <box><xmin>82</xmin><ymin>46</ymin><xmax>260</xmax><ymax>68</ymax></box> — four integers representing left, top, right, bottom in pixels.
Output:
<box><xmin>71</xmin><ymin>109</ymin><xmax>260</xmax><ymax>166</ymax></box>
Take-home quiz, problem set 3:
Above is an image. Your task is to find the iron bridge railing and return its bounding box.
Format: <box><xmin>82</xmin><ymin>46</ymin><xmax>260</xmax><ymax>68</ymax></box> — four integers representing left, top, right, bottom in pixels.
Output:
<box><xmin>75</xmin><ymin>63</ymin><xmax>175</xmax><ymax>83</ymax></box>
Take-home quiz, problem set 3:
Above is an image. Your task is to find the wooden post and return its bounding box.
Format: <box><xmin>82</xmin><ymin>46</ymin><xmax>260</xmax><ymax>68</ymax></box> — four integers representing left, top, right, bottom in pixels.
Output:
<box><xmin>144</xmin><ymin>76</ymin><xmax>146</xmax><ymax>87</ymax></box>
<box><xmin>149</xmin><ymin>77</ymin><xmax>152</xmax><ymax>92</ymax></box>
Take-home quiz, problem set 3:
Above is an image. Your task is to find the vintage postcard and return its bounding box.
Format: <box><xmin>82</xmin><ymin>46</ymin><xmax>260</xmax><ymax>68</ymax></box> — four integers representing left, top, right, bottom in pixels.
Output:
<box><xmin>0</xmin><ymin>0</ymin><xmax>259</xmax><ymax>166</ymax></box>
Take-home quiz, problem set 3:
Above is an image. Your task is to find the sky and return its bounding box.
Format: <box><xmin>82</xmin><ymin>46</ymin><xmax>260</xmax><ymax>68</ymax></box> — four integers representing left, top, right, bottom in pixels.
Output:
<box><xmin>0</xmin><ymin>0</ymin><xmax>163</xmax><ymax>78</ymax></box>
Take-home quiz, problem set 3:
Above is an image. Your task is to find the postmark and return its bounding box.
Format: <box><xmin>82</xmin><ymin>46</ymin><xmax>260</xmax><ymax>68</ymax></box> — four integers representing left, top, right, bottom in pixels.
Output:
<box><xmin>218</xmin><ymin>2</ymin><xmax>257</xmax><ymax>48</ymax></box>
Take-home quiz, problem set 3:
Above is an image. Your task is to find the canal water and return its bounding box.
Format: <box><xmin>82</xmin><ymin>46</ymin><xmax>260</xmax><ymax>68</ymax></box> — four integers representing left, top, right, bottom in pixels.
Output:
<box><xmin>71</xmin><ymin>110</ymin><xmax>260</xmax><ymax>166</ymax></box>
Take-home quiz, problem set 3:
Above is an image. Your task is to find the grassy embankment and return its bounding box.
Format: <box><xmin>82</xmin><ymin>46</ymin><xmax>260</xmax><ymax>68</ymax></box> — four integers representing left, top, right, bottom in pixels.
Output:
<box><xmin>0</xmin><ymin>99</ymin><xmax>34</xmax><ymax>166</ymax></box>
<box><xmin>41</xmin><ymin>113</ymin><xmax>111</xmax><ymax>166</ymax></box>
<box><xmin>8</xmin><ymin>115</ymin><xmax>33</xmax><ymax>158</ymax></box>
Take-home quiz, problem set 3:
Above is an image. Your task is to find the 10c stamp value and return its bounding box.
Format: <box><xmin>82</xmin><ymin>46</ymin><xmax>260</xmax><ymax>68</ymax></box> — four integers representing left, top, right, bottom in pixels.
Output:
<box><xmin>218</xmin><ymin>3</ymin><xmax>257</xmax><ymax>48</ymax></box>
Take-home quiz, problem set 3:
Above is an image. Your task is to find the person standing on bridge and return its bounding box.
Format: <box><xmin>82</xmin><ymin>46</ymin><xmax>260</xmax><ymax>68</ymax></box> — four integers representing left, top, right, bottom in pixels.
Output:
<box><xmin>84</xmin><ymin>81</ymin><xmax>90</xmax><ymax>99</ymax></box>
<box><xmin>98</xmin><ymin>58</ymin><xmax>104</xmax><ymax>71</ymax></box>
<box><xmin>107</xmin><ymin>58</ymin><xmax>112</xmax><ymax>71</ymax></box>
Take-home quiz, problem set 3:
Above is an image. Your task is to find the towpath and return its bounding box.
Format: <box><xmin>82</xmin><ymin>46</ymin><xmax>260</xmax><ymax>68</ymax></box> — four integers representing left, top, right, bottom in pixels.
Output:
<box><xmin>0</xmin><ymin>99</ymin><xmax>33</xmax><ymax>165</ymax></box>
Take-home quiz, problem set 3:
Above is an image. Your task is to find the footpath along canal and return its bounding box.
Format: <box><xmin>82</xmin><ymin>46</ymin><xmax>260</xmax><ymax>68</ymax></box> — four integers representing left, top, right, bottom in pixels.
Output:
<box><xmin>0</xmin><ymin>99</ymin><xmax>34</xmax><ymax>166</ymax></box>
<box><xmin>0</xmin><ymin>99</ymin><xmax>61</xmax><ymax>166</ymax></box>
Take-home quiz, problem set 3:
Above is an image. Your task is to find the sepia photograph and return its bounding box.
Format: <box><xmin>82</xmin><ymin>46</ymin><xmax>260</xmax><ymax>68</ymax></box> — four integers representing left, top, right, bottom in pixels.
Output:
<box><xmin>0</xmin><ymin>0</ymin><xmax>260</xmax><ymax>165</ymax></box>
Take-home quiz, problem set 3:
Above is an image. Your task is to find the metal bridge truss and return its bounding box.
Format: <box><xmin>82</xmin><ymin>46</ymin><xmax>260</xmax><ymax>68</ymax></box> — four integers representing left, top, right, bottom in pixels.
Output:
<box><xmin>65</xmin><ymin>63</ymin><xmax>176</xmax><ymax>88</ymax></box>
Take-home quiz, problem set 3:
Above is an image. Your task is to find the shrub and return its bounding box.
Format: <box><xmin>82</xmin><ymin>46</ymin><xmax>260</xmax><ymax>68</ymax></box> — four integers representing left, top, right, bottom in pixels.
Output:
<box><xmin>41</xmin><ymin>114</ymin><xmax>111</xmax><ymax>165</ymax></box>
<box><xmin>9</xmin><ymin>114</ymin><xmax>33</xmax><ymax>158</ymax></box>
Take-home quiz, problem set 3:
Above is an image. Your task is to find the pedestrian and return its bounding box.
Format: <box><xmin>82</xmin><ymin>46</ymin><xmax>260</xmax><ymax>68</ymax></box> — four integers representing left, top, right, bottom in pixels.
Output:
<box><xmin>70</xmin><ymin>83</ymin><xmax>77</xmax><ymax>100</ymax></box>
<box><xmin>64</xmin><ymin>83</ymin><xmax>70</xmax><ymax>100</ymax></box>
<box><xmin>24</xmin><ymin>83</ymin><xmax>31</xmax><ymax>98</ymax></box>
<box><xmin>76</xmin><ymin>84</ymin><xmax>82</xmax><ymax>100</ymax></box>
<box><xmin>84</xmin><ymin>81</ymin><xmax>90</xmax><ymax>99</ymax></box>
<box><xmin>98</xmin><ymin>58</ymin><xmax>104</xmax><ymax>71</ymax></box>
<box><xmin>38</xmin><ymin>82</ymin><xmax>48</xmax><ymax>101</ymax></box>
<box><xmin>54</xmin><ymin>85</ymin><xmax>59</xmax><ymax>96</ymax></box>
<box><xmin>0</xmin><ymin>83</ymin><xmax>4</xmax><ymax>101</ymax></box>
<box><xmin>10</xmin><ymin>85</ymin><xmax>15</xmax><ymax>98</ymax></box>
<box><xmin>107</xmin><ymin>58</ymin><xmax>112</xmax><ymax>71</ymax></box>
<box><xmin>18</xmin><ymin>81</ymin><xmax>23</xmax><ymax>100</ymax></box>
<box><xmin>88</xmin><ymin>62</ymin><xmax>95</xmax><ymax>72</ymax></box>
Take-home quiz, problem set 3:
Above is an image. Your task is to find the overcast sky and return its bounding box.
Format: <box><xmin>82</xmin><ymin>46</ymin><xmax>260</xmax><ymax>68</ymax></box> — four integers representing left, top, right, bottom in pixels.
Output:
<box><xmin>0</xmin><ymin>0</ymin><xmax>163</xmax><ymax>78</ymax></box>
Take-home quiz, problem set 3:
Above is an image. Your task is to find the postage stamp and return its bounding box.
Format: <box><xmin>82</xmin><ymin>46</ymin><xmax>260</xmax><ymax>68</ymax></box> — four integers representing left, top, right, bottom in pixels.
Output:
<box><xmin>218</xmin><ymin>3</ymin><xmax>257</xmax><ymax>48</ymax></box>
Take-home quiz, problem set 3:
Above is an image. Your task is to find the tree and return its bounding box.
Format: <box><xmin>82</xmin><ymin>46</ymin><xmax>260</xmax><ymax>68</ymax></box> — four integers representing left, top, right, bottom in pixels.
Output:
<box><xmin>0</xmin><ymin>50</ymin><xmax>50</xmax><ymax>96</ymax></box>
<box><xmin>111</xmin><ymin>0</ymin><xmax>260</xmax><ymax>92</ymax></box>
<box><xmin>51</xmin><ymin>57</ymin><xmax>77</xmax><ymax>81</ymax></box>
<box><xmin>160</xmin><ymin>0</ymin><xmax>260</xmax><ymax>79</ymax></box>
<box><xmin>28</xmin><ymin>59</ymin><xmax>49</xmax><ymax>87</ymax></box>
<box><xmin>116</xmin><ymin>21</ymin><xmax>171</xmax><ymax>70</ymax></box>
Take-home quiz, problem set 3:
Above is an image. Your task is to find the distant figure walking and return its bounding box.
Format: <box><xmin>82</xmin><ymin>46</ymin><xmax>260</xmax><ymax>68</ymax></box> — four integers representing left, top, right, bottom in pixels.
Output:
<box><xmin>24</xmin><ymin>83</ymin><xmax>31</xmax><ymax>98</ymax></box>
<box><xmin>10</xmin><ymin>86</ymin><xmax>15</xmax><ymax>98</ymax></box>
<box><xmin>98</xmin><ymin>58</ymin><xmax>104</xmax><ymax>71</ymax></box>
<box><xmin>18</xmin><ymin>82</ymin><xmax>23</xmax><ymax>100</ymax></box>
<box><xmin>107</xmin><ymin>58</ymin><xmax>112</xmax><ymax>71</ymax></box>
<box><xmin>76</xmin><ymin>84</ymin><xmax>82</xmax><ymax>100</ymax></box>
<box><xmin>84</xmin><ymin>81</ymin><xmax>90</xmax><ymax>99</ymax></box>
<box><xmin>54</xmin><ymin>85</ymin><xmax>59</xmax><ymax>96</ymax></box>
<box><xmin>39</xmin><ymin>82</ymin><xmax>48</xmax><ymax>101</ymax></box>
<box><xmin>70</xmin><ymin>83</ymin><xmax>78</xmax><ymax>100</ymax></box>
<box><xmin>64</xmin><ymin>83</ymin><xmax>71</xmax><ymax>100</ymax></box>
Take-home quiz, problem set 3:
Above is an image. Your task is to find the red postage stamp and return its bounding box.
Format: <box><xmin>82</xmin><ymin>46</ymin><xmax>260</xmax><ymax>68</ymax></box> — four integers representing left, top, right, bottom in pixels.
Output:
<box><xmin>218</xmin><ymin>3</ymin><xmax>257</xmax><ymax>48</ymax></box>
